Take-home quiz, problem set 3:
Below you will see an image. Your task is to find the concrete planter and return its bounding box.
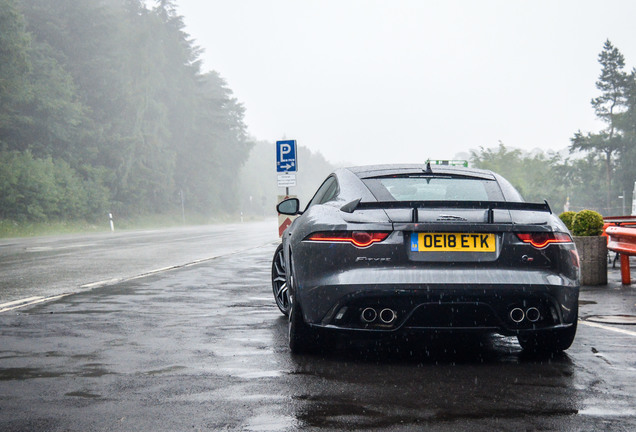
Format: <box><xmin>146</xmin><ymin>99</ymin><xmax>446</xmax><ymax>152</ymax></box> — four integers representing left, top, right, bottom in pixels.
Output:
<box><xmin>573</xmin><ymin>236</ymin><xmax>607</xmax><ymax>286</ymax></box>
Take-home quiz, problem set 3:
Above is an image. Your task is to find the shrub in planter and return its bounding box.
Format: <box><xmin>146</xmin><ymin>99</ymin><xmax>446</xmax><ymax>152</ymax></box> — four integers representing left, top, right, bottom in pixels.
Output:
<box><xmin>559</xmin><ymin>211</ymin><xmax>576</xmax><ymax>231</ymax></box>
<box><xmin>572</xmin><ymin>209</ymin><xmax>604</xmax><ymax>236</ymax></box>
<box><xmin>571</xmin><ymin>209</ymin><xmax>606</xmax><ymax>285</ymax></box>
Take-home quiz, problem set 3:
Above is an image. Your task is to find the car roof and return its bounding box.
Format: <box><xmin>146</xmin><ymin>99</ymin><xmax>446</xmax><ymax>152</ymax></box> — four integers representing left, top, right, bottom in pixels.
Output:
<box><xmin>344</xmin><ymin>164</ymin><xmax>496</xmax><ymax>180</ymax></box>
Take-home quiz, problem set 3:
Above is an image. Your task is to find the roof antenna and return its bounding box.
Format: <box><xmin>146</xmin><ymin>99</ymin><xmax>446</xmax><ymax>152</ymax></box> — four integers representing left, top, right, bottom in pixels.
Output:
<box><xmin>424</xmin><ymin>160</ymin><xmax>433</xmax><ymax>174</ymax></box>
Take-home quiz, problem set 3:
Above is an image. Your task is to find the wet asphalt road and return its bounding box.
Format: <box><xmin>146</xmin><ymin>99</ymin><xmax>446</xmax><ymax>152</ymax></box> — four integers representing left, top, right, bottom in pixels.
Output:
<box><xmin>0</xmin><ymin>220</ymin><xmax>278</xmax><ymax>305</ymax></box>
<box><xmin>2</xmin><ymin>231</ymin><xmax>636</xmax><ymax>430</ymax></box>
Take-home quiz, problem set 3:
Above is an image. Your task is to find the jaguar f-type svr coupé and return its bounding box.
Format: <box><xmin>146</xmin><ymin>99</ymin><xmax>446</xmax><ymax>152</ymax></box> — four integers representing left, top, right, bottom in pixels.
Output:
<box><xmin>272</xmin><ymin>164</ymin><xmax>579</xmax><ymax>354</ymax></box>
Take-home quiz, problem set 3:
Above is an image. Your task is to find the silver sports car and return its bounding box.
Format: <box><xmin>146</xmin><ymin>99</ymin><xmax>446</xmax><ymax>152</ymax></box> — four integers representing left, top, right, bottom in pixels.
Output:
<box><xmin>272</xmin><ymin>164</ymin><xmax>579</xmax><ymax>354</ymax></box>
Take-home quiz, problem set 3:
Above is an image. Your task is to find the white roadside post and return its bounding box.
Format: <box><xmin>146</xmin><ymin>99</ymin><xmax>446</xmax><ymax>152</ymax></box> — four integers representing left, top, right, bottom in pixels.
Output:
<box><xmin>632</xmin><ymin>181</ymin><xmax>636</xmax><ymax>216</ymax></box>
<box><xmin>109</xmin><ymin>213</ymin><xmax>115</xmax><ymax>232</ymax></box>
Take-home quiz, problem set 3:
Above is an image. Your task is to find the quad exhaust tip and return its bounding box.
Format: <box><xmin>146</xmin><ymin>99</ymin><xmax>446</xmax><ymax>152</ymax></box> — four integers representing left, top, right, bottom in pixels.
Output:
<box><xmin>360</xmin><ymin>307</ymin><xmax>397</xmax><ymax>324</ymax></box>
<box><xmin>510</xmin><ymin>308</ymin><xmax>525</xmax><ymax>323</ymax></box>
<box><xmin>380</xmin><ymin>308</ymin><xmax>397</xmax><ymax>324</ymax></box>
<box><xmin>361</xmin><ymin>307</ymin><xmax>377</xmax><ymax>323</ymax></box>
<box><xmin>526</xmin><ymin>307</ymin><xmax>541</xmax><ymax>322</ymax></box>
<box><xmin>510</xmin><ymin>307</ymin><xmax>541</xmax><ymax>323</ymax></box>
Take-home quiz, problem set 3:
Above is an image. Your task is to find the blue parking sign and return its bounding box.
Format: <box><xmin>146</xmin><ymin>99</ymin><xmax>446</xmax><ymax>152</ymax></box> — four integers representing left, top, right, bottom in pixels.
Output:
<box><xmin>276</xmin><ymin>140</ymin><xmax>297</xmax><ymax>172</ymax></box>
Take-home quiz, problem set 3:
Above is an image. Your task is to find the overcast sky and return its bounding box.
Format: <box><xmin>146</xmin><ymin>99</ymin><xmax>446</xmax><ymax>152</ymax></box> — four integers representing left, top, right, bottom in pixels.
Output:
<box><xmin>176</xmin><ymin>0</ymin><xmax>636</xmax><ymax>166</ymax></box>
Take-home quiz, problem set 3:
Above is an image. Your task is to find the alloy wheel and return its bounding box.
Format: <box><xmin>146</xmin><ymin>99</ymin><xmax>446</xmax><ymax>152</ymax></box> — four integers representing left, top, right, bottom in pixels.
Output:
<box><xmin>272</xmin><ymin>244</ymin><xmax>290</xmax><ymax>315</ymax></box>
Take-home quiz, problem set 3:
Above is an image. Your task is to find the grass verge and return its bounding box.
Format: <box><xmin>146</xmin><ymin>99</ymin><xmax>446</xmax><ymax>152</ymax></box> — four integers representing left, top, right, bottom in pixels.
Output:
<box><xmin>0</xmin><ymin>213</ymin><xmax>266</xmax><ymax>239</ymax></box>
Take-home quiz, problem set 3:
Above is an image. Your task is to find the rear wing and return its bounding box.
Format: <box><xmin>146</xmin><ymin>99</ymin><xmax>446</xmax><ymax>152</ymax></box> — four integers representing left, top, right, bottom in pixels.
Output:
<box><xmin>340</xmin><ymin>199</ymin><xmax>552</xmax><ymax>223</ymax></box>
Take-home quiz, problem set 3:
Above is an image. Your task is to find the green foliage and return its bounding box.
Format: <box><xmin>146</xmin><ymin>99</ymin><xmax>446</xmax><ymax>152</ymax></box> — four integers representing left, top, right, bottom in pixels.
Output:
<box><xmin>558</xmin><ymin>153</ymin><xmax>608</xmax><ymax>213</ymax></box>
<box><xmin>571</xmin><ymin>210</ymin><xmax>605</xmax><ymax>236</ymax></box>
<box><xmin>0</xmin><ymin>151</ymin><xmax>109</xmax><ymax>221</ymax></box>
<box><xmin>0</xmin><ymin>219</ymin><xmax>107</xmax><ymax>238</ymax></box>
<box><xmin>614</xmin><ymin>65</ymin><xmax>636</xmax><ymax>210</ymax></box>
<box><xmin>174</xmin><ymin>72</ymin><xmax>252</xmax><ymax>215</ymax></box>
<box><xmin>570</xmin><ymin>40</ymin><xmax>632</xmax><ymax>213</ymax></box>
<box><xmin>0</xmin><ymin>0</ymin><xmax>33</xmax><ymax>146</ymax></box>
<box><xmin>559</xmin><ymin>211</ymin><xmax>577</xmax><ymax>231</ymax></box>
<box><xmin>470</xmin><ymin>142</ymin><xmax>621</xmax><ymax>215</ymax></box>
<box><xmin>470</xmin><ymin>143</ymin><xmax>567</xmax><ymax>212</ymax></box>
<box><xmin>0</xmin><ymin>0</ymin><xmax>253</xmax><ymax>223</ymax></box>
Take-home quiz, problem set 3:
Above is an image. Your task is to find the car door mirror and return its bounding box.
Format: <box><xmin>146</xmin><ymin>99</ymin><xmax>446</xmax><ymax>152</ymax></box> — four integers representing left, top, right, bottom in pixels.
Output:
<box><xmin>277</xmin><ymin>198</ymin><xmax>301</xmax><ymax>215</ymax></box>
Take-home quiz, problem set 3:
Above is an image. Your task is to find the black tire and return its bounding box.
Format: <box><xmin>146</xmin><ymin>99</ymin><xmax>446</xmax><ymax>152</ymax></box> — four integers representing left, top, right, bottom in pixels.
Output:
<box><xmin>517</xmin><ymin>321</ymin><xmax>577</xmax><ymax>354</ymax></box>
<box><xmin>271</xmin><ymin>243</ymin><xmax>290</xmax><ymax>316</ymax></box>
<box><xmin>288</xmin><ymin>299</ymin><xmax>316</xmax><ymax>354</ymax></box>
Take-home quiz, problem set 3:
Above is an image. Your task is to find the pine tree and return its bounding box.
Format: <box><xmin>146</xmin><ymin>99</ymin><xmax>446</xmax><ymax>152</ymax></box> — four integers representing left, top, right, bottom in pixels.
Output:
<box><xmin>0</xmin><ymin>0</ymin><xmax>32</xmax><ymax>148</ymax></box>
<box><xmin>570</xmin><ymin>40</ymin><xmax>628</xmax><ymax>212</ymax></box>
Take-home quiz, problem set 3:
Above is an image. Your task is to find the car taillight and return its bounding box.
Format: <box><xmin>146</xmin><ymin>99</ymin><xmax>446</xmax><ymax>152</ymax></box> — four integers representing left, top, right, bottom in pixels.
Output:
<box><xmin>516</xmin><ymin>232</ymin><xmax>572</xmax><ymax>249</ymax></box>
<box><xmin>570</xmin><ymin>250</ymin><xmax>580</xmax><ymax>268</ymax></box>
<box><xmin>306</xmin><ymin>231</ymin><xmax>390</xmax><ymax>248</ymax></box>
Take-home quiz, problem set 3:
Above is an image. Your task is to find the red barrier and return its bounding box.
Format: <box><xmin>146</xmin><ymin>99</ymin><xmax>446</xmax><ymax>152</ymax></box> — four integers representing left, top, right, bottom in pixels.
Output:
<box><xmin>603</xmin><ymin>216</ymin><xmax>636</xmax><ymax>225</ymax></box>
<box><xmin>606</xmin><ymin>225</ymin><xmax>636</xmax><ymax>284</ymax></box>
<box><xmin>603</xmin><ymin>216</ymin><xmax>636</xmax><ymax>241</ymax></box>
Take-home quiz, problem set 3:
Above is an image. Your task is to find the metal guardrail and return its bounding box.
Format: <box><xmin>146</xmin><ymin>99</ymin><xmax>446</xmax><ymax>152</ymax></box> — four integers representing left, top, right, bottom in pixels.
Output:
<box><xmin>603</xmin><ymin>215</ymin><xmax>636</xmax><ymax>225</ymax></box>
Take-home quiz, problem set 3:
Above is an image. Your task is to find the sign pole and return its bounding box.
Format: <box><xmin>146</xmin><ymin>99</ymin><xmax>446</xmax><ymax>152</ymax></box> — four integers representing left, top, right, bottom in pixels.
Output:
<box><xmin>277</xmin><ymin>139</ymin><xmax>298</xmax><ymax>237</ymax></box>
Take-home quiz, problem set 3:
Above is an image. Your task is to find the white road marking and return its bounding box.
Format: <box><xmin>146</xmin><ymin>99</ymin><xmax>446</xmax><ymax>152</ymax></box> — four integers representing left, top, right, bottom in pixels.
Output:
<box><xmin>1</xmin><ymin>242</ymin><xmax>277</xmax><ymax>314</ymax></box>
<box><xmin>0</xmin><ymin>258</ymin><xmax>226</xmax><ymax>314</ymax></box>
<box><xmin>0</xmin><ymin>257</ymin><xmax>230</xmax><ymax>314</ymax></box>
<box><xmin>1</xmin><ymin>256</ymin><xmax>243</xmax><ymax>314</ymax></box>
<box><xmin>77</xmin><ymin>256</ymin><xmax>236</xmax><ymax>289</ymax></box>
<box><xmin>0</xmin><ymin>296</ymin><xmax>43</xmax><ymax>308</ymax></box>
<box><xmin>0</xmin><ymin>294</ymin><xmax>70</xmax><ymax>313</ymax></box>
<box><xmin>80</xmin><ymin>278</ymin><xmax>122</xmax><ymax>289</ymax></box>
<box><xmin>579</xmin><ymin>319</ymin><xmax>636</xmax><ymax>337</ymax></box>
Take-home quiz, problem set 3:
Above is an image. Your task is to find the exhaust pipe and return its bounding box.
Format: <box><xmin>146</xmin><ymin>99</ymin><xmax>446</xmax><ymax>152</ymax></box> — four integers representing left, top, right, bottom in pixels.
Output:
<box><xmin>361</xmin><ymin>307</ymin><xmax>377</xmax><ymax>323</ymax></box>
<box><xmin>526</xmin><ymin>307</ymin><xmax>541</xmax><ymax>322</ymax></box>
<box><xmin>509</xmin><ymin>308</ymin><xmax>525</xmax><ymax>323</ymax></box>
<box><xmin>379</xmin><ymin>308</ymin><xmax>397</xmax><ymax>324</ymax></box>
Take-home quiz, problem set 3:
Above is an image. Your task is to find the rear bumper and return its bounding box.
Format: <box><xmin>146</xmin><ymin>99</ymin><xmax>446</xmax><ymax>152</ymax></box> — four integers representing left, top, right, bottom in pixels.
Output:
<box><xmin>296</xmin><ymin>267</ymin><xmax>579</xmax><ymax>335</ymax></box>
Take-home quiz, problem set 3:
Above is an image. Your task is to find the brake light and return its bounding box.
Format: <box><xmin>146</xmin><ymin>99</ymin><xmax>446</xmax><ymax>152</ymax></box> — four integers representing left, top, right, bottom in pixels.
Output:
<box><xmin>516</xmin><ymin>232</ymin><xmax>572</xmax><ymax>249</ymax></box>
<box><xmin>306</xmin><ymin>231</ymin><xmax>390</xmax><ymax>248</ymax></box>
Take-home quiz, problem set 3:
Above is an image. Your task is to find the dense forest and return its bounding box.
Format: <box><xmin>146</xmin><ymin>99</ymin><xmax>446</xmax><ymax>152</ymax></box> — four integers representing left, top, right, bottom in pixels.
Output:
<box><xmin>1</xmin><ymin>0</ymin><xmax>636</xmax><ymax>227</ymax></box>
<box><xmin>1</xmin><ymin>0</ymin><xmax>252</xmax><ymax>223</ymax></box>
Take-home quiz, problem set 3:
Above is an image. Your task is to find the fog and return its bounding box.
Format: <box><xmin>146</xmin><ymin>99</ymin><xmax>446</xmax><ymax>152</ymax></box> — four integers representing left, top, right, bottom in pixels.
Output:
<box><xmin>177</xmin><ymin>0</ymin><xmax>636</xmax><ymax>165</ymax></box>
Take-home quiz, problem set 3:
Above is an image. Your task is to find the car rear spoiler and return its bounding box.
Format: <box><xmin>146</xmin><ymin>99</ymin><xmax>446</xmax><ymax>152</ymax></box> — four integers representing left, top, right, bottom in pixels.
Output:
<box><xmin>340</xmin><ymin>199</ymin><xmax>552</xmax><ymax>223</ymax></box>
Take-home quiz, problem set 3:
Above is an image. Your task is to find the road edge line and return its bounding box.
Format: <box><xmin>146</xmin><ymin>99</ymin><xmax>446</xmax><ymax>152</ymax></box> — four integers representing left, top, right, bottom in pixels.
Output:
<box><xmin>0</xmin><ymin>296</ymin><xmax>43</xmax><ymax>309</ymax></box>
<box><xmin>579</xmin><ymin>319</ymin><xmax>636</xmax><ymax>337</ymax></box>
<box><xmin>0</xmin><ymin>294</ymin><xmax>71</xmax><ymax>313</ymax></box>
<box><xmin>1</xmin><ymin>241</ymin><xmax>280</xmax><ymax>314</ymax></box>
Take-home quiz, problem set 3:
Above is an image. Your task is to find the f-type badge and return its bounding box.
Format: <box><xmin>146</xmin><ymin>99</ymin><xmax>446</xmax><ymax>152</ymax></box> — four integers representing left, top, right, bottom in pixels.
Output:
<box><xmin>355</xmin><ymin>257</ymin><xmax>392</xmax><ymax>262</ymax></box>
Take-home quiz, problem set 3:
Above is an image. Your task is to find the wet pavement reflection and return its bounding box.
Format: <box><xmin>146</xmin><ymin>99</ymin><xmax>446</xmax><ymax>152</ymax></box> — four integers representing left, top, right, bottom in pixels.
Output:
<box><xmin>1</xmin><ymin>243</ymin><xmax>635</xmax><ymax>431</ymax></box>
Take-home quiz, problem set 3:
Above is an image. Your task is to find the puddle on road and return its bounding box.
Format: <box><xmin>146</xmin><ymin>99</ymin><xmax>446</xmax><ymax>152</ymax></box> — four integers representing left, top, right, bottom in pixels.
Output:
<box><xmin>211</xmin><ymin>347</ymin><xmax>274</xmax><ymax>357</ymax></box>
<box><xmin>143</xmin><ymin>365</ymin><xmax>186</xmax><ymax>375</ymax></box>
<box><xmin>247</xmin><ymin>296</ymin><xmax>274</xmax><ymax>302</ymax></box>
<box><xmin>579</xmin><ymin>300</ymin><xmax>597</xmax><ymax>305</ymax></box>
<box><xmin>242</xmin><ymin>413</ymin><xmax>298</xmax><ymax>432</ymax></box>
<box><xmin>79</xmin><ymin>364</ymin><xmax>112</xmax><ymax>378</ymax></box>
<box><xmin>225</xmin><ymin>369</ymin><xmax>283</xmax><ymax>379</ymax></box>
<box><xmin>225</xmin><ymin>394</ymin><xmax>288</xmax><ymax>402</ymax></box>
<box><xmin>65</xmin><ymin>390</ymin><xmax>101</xmax><ymax>399</ymax></box>
<box><xmin>579</xmin><ymin>406</ymin><xmax>636</xmax><ymax>417</ymax></box>
<box><xmin>0</xmin><ymin>367</ymin><xmax>64</xmax><ymax>380</ymax></box>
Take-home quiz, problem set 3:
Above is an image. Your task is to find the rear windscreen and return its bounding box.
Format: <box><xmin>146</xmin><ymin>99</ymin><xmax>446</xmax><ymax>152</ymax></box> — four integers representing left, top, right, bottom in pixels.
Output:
<box><xmin>363</xmin><ymin>176</ymin><xmax>505</xmax><ymax>201</ymax></box>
